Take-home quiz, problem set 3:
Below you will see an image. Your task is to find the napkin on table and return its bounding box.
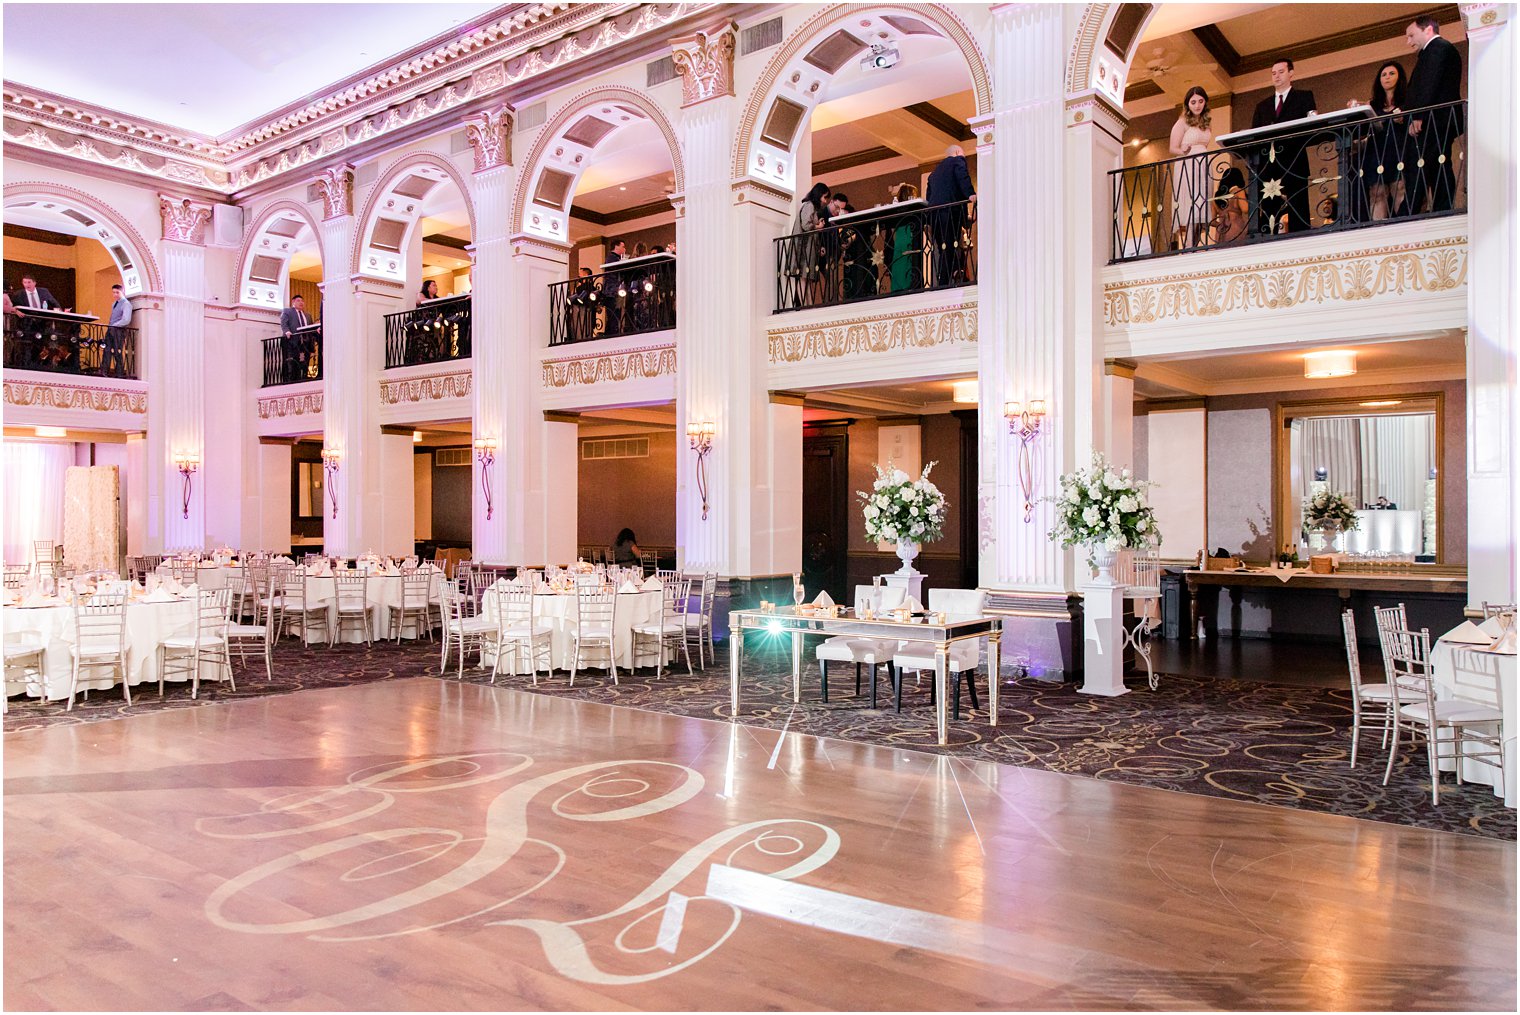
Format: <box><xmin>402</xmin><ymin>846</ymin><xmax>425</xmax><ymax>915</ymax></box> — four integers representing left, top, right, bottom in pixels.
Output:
<box><xmin>142</xmin><ymin>586</ymin><xmax>178</xmax><ymax>603</ymax></box>
<box><xmin>903</xmin><ymin>596</ymin><xmax>923</xmax><ymax>613</ymax></box>
<box><xmin>1445</xmin><ymin>620</ymin><xmax>1495</xmax><ymax>645</ymax></box>
<box><xmin>618</xmin><ymin>580</ymin><xmax>640</xmax><ymax>594</ymax></box>
<box><xmin>812</xmin><ymin>590</ymin><xmax>834</xmax><ymax>608</ymax></box>
<box><xmin>641</xmin><ymin>577</ymin><xmax>663</xmax><ymax>592</ymax></box>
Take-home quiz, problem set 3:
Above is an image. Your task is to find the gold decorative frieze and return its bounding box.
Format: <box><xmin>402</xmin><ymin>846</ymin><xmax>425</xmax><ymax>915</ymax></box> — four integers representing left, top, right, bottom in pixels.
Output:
<box><xmin>542</xmin><ymin>344</ymin><xmax>676</xmax><ymax>388</ymax></box>
<box><xmin>767</xmin><ymin>304</ymin><xmax>979</xmax><ymax>364</ymax></box>
<box><xmin>380</xmin><ymin>370</ymin><xmax>472</xmax><ymax>405</ymax></box>
<box><xmin>1104</xmin><ymin>237</ymin><xmax>1467</xmax><ymax>326</ymax></box>
<box><xmin>4</xmin><ymin>379</ymin><xmax>147</xmax><ymax>415</ymax></box>
<box><xmin>257</xmin><ymin>390</ymin><xmax>323</xmax><ymax>420</ymax></box>
<box><xmin>671</xmin><ymin>24</ymin><xmax>737</xmax><ymax>107</ymax></box>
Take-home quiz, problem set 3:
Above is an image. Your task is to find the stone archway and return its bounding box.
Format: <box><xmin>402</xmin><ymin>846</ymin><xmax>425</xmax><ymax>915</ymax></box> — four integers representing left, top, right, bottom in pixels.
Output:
<box><xmin>1065</xmin><ymin>2</ymin><xmax>1160</xmax><ymax>107</ymax></box>
<box><xmin>232</xmin><ymin>199</ymin><xmax>323</xmax><ymax>310</ymax></box>
<box><xmin>3</xmin><ymin>181</ymin><xmax>163</xmax><ymax>295</ymax></box>
<box><xmin>350</xmin><ymin>151</ymin><xmax>477</xmax><ymax>282</ymax></box>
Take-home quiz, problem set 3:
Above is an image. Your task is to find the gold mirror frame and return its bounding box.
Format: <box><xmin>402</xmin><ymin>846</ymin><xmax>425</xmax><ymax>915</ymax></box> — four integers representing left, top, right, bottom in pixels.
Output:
<box><xmin>1273</xmin><ymin>392</ymin><xmax>1445</xmax><ymax>563</ymax></box>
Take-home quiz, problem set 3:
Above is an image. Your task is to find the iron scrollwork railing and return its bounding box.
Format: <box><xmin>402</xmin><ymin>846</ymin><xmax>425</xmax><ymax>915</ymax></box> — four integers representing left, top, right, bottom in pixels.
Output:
<box><xmin>385</xmin><ymin>294</ymin><xmax>472</xmax><ymax>368</ymax></box>
<box><xmin>261</xmin><ymin>323</ymin><xmax>323</xmax><ymax>387</ymax></box>
<box><xmin>774</xmin><ymin>198</ymin><xmax>976</xmax><ymax>313</ymax></box>
<box><xmin>1110</xmin><ymin>100</ymin><xmax>1466</xmax><ymax>263</ymax></box>
<box><xmin>548</xmin><ymin>256</ymin><xmax>676</xmax><ymax>346</ymax></box>
<box><xmin>3</xmin><ymin>312</ymin><xmax>139</xmax><ymax>379</ymax></box>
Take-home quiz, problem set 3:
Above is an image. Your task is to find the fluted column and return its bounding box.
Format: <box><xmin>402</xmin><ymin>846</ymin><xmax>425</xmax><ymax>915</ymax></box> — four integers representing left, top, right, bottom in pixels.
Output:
<box><xmin>1461</xmin><ymin>3</ymin><xmax>1517</xmax><ymax>608</ymax></box>
<box><xmin>149</xmin><ymin>195</ymin><xmax>212</xmax><ymax>552</ymax></box>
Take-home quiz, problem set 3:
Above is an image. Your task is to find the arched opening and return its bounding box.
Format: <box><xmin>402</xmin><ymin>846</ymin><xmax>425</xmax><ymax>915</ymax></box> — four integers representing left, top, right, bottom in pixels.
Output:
<box><xmin>3</xmin><ymin>189</ymin><xmax>152</xmax><ymax>379</ymax></box>
<box><xmin>738</xmin><ymin>6</ymin><xmax>989</xmax><ymax>312</ymax></box>
<box><xmin>237</xmin><ymin>202</ymin><xmax>324</xmax><ymax>387</ymax></box>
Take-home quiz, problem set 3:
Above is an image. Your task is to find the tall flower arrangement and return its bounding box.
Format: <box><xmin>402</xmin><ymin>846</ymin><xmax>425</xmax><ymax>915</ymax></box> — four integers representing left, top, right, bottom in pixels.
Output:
<box><xmin>1302</xmin><ymin>489</ymin><xmax>1359</xmax><ymax>532</ymax></box>
<box><xmin>858</xmin><ymin>463</ymin><xmax>947</xmax><ymax>545</ymax></box>
<box><xmin>1046</xmin><ymin>452</ymin><xmax>1159</xmax><ymax>560</ymax></box>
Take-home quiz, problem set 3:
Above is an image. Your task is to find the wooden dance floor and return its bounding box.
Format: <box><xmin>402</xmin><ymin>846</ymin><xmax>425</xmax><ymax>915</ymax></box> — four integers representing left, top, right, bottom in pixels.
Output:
<box><xmin>4</xmin><ymin>677</ymin><xmax>1515</xmax><ymax>1010</ymax></box>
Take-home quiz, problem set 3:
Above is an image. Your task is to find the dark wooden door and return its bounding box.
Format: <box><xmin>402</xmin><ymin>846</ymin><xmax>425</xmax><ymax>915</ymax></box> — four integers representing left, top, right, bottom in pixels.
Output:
<box><xmin>956</xmin><ymin>409</ymin><xmax>979</xmax><ymax>589</ymax></box>
<box><xmin>802</xmin><ymin>430</ymin><xmax>849</xmax><ymax>603</ymax></box>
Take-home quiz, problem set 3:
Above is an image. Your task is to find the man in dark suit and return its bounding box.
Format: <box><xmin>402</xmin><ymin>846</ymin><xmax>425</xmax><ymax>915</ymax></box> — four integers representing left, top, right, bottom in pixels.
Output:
<box><xmin>10</xmin><ymin>274</ymin><xmax>61</xmax><ymax>368</ymax></box>
<box><xmin>925</xmin><ymin>145</ymin><xmax>976</xmax><ymax>287</ymax></box>
<box><xmin>1400</xmin><ymin>15</ymin><xmax>1464</xmax><ymax>216</ymax></box>
<box><xmin>1250</xmin><ymin>58</ymin><xmax>1318</xmax><ymax>234</ymax></box>
<box><xmin>279</xmin><ymin>294</ymin><xmax>313</xmax><ymax>384</ymax></box>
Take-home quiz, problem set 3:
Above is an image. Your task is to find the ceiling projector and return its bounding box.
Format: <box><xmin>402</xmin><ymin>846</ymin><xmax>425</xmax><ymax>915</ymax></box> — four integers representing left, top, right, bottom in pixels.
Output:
<box><xmin>863</xmin><ymin>44</ymin><xmax>900</xmax><ymax>71</ymax></box>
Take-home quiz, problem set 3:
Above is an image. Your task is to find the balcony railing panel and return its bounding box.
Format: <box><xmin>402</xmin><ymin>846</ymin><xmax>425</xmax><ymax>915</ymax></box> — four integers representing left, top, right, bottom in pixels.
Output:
<box><xmin>548</xmin><ymin>256</ymin><xmax>676</xmax><ymax>346</ymax></box>
<box><xmin>385</xmin><ymin>295</ymin><xmax>472</xmax><ymax>368</ymax></box>
<box><xmin>1110</xmin><ymin>100</ymin><xmax>1466</xmax><ymax>263</ymax></box>
<box><xmin>774</xmin><ymin>198</ymin><xmax>976</xmax><ymax>313</ymax></box>
<box><xmin>3</xmin><ymin>313</ymin><xmax>139</xmax><ymax>379</ymax></box>
<box><xmin>261</xmin><ymin>323</ymin><xmax>323</xmax><ymax>387</ymax></box>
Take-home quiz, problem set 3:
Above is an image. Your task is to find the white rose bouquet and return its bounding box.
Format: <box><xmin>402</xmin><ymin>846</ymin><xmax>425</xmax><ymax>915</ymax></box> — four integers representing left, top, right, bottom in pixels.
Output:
<box><xmin>858</xmin><ymin>463</ymin><xmax>947</xmax><ymax>545</ymax></box>
<box><xmin>1046</xmin><ymin>452</ymin><xmax>1160</xmax><ymax>559</ymax></box>
<box><xmin>1302</xmin><ymin>489</ymin><xmax>1359</xmax><ymax>532</ymax></box>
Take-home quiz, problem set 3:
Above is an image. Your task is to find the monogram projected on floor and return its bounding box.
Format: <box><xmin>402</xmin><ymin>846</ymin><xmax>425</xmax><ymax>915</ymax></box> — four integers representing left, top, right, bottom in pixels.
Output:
<box><xmin>199</xmin><ymin>753</ymin><xmax>841</xmax><ymax>985</ymax></box>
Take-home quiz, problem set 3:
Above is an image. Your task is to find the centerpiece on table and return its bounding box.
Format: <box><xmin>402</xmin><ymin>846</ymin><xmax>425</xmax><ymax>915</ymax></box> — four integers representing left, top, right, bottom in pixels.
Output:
<box><xmin>1302</xmin><ymin>488</ymin><xmax>1359</xmax><ymax>551</ymax></box>
<box><xmin>858</xmin><ymin>463</ymin><xmax>948</xmax><ymax>576</ymax></box>
<box><xmin>1046</xmin><ymin>452</ymin><xmax>1160</xmax><ymax>586</ymax></box>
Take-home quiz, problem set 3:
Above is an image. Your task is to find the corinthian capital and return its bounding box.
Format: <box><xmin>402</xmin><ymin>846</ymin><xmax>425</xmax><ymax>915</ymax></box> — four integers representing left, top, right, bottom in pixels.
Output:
<box><xmin>158</xmin><ymin>195</ymin><xmax>212</xmax><ymax>244</ymax></box>
<box><xmin>671</xmin><ymin>23</ymin><xmax>737</xmax><ymax>107</ymax></box>
<box><xmin>464</xmin><ymin>105</ymin><xmax>514</xmax><ymax>173</ymax></box>
<box><xmin>313</xmin><ymin>165</ymin><xmax>355</xmax><ymax>220</ymax></box>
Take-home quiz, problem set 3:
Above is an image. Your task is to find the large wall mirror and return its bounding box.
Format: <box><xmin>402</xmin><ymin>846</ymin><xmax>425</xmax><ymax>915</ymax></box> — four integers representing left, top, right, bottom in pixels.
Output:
<box><xmin>1277</xmin><ymin>394</ymin><xmax>1443</xmax><ymax>561</ymax></box>
<box><xmin>296</xmin><ymin>461</ymin><xmax>325</xmax><ymax>519</ymax></box>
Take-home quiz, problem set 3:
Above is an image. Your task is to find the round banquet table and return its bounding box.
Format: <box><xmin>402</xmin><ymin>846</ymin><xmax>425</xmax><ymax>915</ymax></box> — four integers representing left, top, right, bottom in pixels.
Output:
<box><xmin>1431</xmin><ymin>624</ymin><xmax>1516</xmax><ymax>808</ymax></box>
<box><xmin>480</xmin><ymin>587</ymin><xmax>665</xmax><ymax>674</ymax></box>
<box><xmin>3</xmin><ymin>595</ymin><xmax>230</xmax><ymax>701</ymax></box>
<box><xmin>290</xmin><ymin>570</ymin><xmax>443</xmax><ymax>644</ymax></box>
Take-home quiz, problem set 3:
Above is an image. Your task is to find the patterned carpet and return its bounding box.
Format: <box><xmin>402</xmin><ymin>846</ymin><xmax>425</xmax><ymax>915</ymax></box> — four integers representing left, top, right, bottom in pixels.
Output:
<box><xmin>5</xmin><ymin>636</ymin><xmax>1514</xmax><ymax>841</ymax></box>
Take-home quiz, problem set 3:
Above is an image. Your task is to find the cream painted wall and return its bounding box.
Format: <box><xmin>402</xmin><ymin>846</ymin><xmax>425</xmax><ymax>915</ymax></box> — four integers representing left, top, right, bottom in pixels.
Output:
<box><xmin>1145</xmin><ymin>407</ymin><xmax>1206</xmax><ymax>560</ymax></box>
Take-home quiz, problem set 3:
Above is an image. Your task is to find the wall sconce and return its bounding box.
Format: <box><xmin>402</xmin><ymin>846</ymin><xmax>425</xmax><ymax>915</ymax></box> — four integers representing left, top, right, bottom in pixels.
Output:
<box><xmin>173</xmin><ymin>450</ymin><xmax>199</xmax><ymax>519</ymax></box>
<box><xmin>474</xmin><ymin>436</ymin><xmax>497</xmax><ymax>521</ymax></box>
<box><xmin>687</xmin><ymin>420</ymin><xmax>715</xmax><ymax>521</ymax></box>
<box><xmin>1004</xmin><ymin>399</ymin><xmax>1047</xmax><ymax>522</ymax></box>
<box><xmin>320</xmin><ymin>447</ymin><xmax>341</xmax><ymax>519</ymax></box>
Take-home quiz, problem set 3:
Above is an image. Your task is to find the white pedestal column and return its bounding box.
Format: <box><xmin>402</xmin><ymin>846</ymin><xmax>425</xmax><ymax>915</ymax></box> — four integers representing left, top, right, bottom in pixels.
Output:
<box><xmin>1462</xmin><ymin>3</ymin><xmax>1517</xmax><ymax>608</ymax></box>
<box><xmin>1081</xmin><ymin>580</ymin><xmax>1128</xmax><ymax>696</ymax></box>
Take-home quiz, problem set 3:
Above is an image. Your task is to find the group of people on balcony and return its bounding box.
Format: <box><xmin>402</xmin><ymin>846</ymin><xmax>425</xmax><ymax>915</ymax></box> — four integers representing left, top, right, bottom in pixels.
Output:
<box><xmin>3</xmin><ymin>274</ymin><xmax>132</xmax><ymax>377</ymax></box>
<box><xmin>397</xmin><ymin>280</ymin><xmax>471</xmax><ymax>365</ymax></box>
<box><xmin>1159</xmin><ymin>15</ymin><xmax>1463</xmax><ymax>252</ymax></box>
<box><xmin>786</xmin><ymin>145</ymin><xmax>977</xmax><ymax>309</ymax></box>
<box><xmin>563</xmin><ymin>239</ymin><xmax>676</xmax><ymax>343</ymax></box>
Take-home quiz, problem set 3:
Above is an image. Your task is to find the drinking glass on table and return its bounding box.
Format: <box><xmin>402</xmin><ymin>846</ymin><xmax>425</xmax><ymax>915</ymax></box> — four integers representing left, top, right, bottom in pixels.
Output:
<box><xmin>792</xmin><ymin>573</ymin><xmax>805</xmax><ymax>607</ymax></box>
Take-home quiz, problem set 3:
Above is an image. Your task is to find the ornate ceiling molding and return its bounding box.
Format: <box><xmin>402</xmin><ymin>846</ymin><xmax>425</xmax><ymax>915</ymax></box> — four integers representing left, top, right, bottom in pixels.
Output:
<box><xmin>767</xmin><ymin>303</ymin><xmax>979</xmax><ymax>364</ymax></box>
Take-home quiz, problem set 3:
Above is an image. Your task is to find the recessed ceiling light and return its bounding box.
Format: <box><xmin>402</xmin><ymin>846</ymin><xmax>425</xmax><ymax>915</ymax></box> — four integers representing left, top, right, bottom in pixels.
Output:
<box><xmin>412</xmin><ymin>431</ymin><xmax>423</xmax><ymax>443</ymax></box>
<box><xmin>619</xmin><ymin>186</ymin><xmax>627</xmax><ymax>191</ymax></box>
<box><xmin>1359</xmin><ymin>400</ymin><xmax>1403</xmax><ymax>407</ymax></box>
<box><xmin>951</xmin><ymin>380</ymin><xmax>979</xmax><ymax>404</ymax></box>
<box><xmin>34</xmin><ymin>426</ymin><xmax>67</xmax><ymax>438</ymax></box>
<box><xmin>1303</xmin><ymin>350</ymin><xmax>1356</xmax><ymax>379</ymax></box>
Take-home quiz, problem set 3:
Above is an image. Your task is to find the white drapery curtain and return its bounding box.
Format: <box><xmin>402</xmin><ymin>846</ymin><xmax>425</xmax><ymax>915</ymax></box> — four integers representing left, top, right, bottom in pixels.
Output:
<box><xmin>1359</xmin><ymin>415</ymin><xmax>1433</xmax><ymax>512</ymax></box>
<box><xmin>3</xmin><ymin>441</ymin><xmax>72</xmax><ymax>564</ymax></box>
<box><xmin>1299</xmin><ymin>417</ymin><xmax>1362</xmax><ymax>499</ymax></box>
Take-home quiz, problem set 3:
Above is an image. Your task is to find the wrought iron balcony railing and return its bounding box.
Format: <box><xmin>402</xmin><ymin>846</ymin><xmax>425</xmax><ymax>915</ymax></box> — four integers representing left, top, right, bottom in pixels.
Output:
<box><xmin>774</xmin><ymin>198</ymin><xmax>976</xmax><ymax>313</ymax></box>
<box><xmin>1110</xmin><ymin>100</ymin><xmax>1466</xmax><ymax>263</ymax></box>
<box><xmin>261</xmin><ymin>323</ymin><xmax>323</xmax><ymax>387</ymax></box>
<box><xmin>385</xmin><ymin>294</ymin><xmax>472</xmax><ymax>368</ymax></box>
<box><xmin>3</xmin><ymin>312</ymin><xmax>139</xmax><ymax>379</ymax></box>
<box><xmin>548</xmin><ymin>255</ymin><xmax>676</xmax><ymax>346</ymax></box>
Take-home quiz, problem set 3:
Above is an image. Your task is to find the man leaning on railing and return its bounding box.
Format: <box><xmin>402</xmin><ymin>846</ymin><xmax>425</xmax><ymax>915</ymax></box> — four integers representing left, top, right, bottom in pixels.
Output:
<box><xmin>103</xmin><ymin>283</ymin><xmax>131</xmax><ymax>378</ymax></box>
<box><xmin>1400</xmin><ymin>15</ymin><xmax>1464</xmax><ymax>217</ymax></box>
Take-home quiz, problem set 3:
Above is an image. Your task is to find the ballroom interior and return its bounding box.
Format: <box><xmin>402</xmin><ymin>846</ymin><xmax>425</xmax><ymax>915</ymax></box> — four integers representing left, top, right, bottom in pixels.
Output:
<box><xmin>2</xmin><ymin>3</ymin><xmax>1516</xmax><ymax>1011</ymax></box>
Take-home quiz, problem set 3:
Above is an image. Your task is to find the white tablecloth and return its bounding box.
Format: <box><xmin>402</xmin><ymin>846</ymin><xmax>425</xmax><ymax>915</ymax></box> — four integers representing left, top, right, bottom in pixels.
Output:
<box><xmin>155</xmin><ymin>563</ymin><xmax>241</xmax><ymax>590</ymax></box>
<box><xmin>1431</xmin><ymin>627</ymin><xmax>1516</xmax><ymax>807</ymax></box>
<box><xmin>295</xmin><ymin>572</ymin><xmax>442</xmax><ymax>643</ymax></box>
<box><xmin>3</xmin><ymin>597</ymin><xmax>227</xmax><ymax>700</ymax></box>
<box><xmin>481</xmin><ymin>588</ymin><xmax>663</xmax><ymax>673</ymax></box>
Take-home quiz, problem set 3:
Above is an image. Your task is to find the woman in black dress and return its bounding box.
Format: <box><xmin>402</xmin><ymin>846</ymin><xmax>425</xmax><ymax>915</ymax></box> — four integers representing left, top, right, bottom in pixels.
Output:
<box><xmin>1351</xmin><ymin>61</ymin><xmax>1408</xmax><ymax>222</ymax></box>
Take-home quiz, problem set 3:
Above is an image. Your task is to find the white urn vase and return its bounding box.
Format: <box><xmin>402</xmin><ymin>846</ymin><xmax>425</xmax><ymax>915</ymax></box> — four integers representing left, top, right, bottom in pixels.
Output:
<box><xmin>894</xmin><ymin>539</ymin><xmax>921</xmax><ymax>576</ymax></box>
<box><xmin>1087</xmin><ymin>544</ymin><xmax>1120</xmax><ymax>587</ymax></box>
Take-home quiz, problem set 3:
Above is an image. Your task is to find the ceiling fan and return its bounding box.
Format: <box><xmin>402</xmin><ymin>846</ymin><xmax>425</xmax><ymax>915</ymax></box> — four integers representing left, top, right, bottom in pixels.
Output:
<box><xmin>1141</xmin><ymin>46</ymin><xmax>1218</xmax><ymax>91</ymax></box>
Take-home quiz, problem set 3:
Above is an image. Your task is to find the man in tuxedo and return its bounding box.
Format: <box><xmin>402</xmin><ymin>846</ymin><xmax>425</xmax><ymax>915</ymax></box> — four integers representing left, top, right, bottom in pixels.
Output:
<box><xmin>1400</xmin><ymin>15</ymin><xmax>1464</xmax><ymax>216</ymax></box>
<box><xmin>925</xmin><ymin>145</ymin><xmax>976</xmax><ymax>286</ymax></box>
<box><xmin>279</xmin><ymin>294</ymin><xmax>313</xmax><ymax>384</ymax></box>
<box><xmin>1250</xmin><ymin>58</ymin><xmax>1317</xmax><ymax>234</ymax></box>
<box><xmin>102</xmin><ymin>283</ymin><xmax>132</xmax><ymax>377</ymax></box>
<box><xmin>10</xmin><ymin>274</ymin><xmax>60</xmax><ymax>368</ymax></box>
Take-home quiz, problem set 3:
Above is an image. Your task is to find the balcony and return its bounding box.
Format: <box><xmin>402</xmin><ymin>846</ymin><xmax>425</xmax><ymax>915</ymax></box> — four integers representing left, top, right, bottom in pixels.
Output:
<box><xmin>3</xmin><ymin>312</ymin><xmax>139</xmax><ymax>379</ymax></box>
<box><xmin>261</xmin><ymin>323</ymin><xmax>322</xmax><ymax>387</ymax></box>
<box><xmin>774</xmin><ymin>198</ymin><xmax>976</xmax><ymax>314</ymax></box>
<box><xmin>548</xmin><ymin>255</ymin><xmax>675</xmax><ymax>346</ymax></box>
<box><xmin>385</xmin><ymin>294</ymin><xmax>472</xmax><ymax>368</ymax></box>
<box><xmin>1110</xmin><ymin>101</ymin><xmax>1466</xmax><ymax>264</ymax></box>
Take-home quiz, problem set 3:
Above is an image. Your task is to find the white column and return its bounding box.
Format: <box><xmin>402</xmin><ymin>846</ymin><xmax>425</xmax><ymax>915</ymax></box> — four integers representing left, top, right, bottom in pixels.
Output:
<box><xmin>149</xmin><ymin>195</ymin><xmax>213</xmax><ymax>552</ymax></box>
<box><xmin>1462</xmin><ymin>3</ymin><xmax>1517</xmax><ymax>608</ymax></box>
<box><xmin>540</xmin><ymin>415</ymin><xmax>579</xmax><ymax>565</ymax></box>
<box><xmin>125</xmin><ymin>432</ymin><xmax>147</xmax><ymax>556</ymax></box>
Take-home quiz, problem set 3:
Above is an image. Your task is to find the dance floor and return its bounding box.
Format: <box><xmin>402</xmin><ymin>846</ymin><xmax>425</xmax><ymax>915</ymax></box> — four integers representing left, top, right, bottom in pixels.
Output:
<box><xmin>4</xmin><ymin>678</ymin><xmax>1515</xmax><ymax>1011</ymax></box>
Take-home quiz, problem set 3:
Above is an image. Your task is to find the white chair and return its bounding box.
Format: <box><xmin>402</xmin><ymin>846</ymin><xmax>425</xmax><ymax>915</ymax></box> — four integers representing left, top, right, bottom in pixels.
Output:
<box><xmin>439</xmin><ymin>580</ymin><xmax>497</xmax><ymax>678</ymax></box>
<box><xmin>1373</xmin><ymin>602</ymin><xmax>1409</xmax><ymax>683</ymax></box>
<box><xmin>1342</xmin><ymin>609</ymin><xmax>1402</xmax><ymax>768</ymax></box>
<box><xmin>1482</xmin><ymin>602</ymin><xmax>1515</xmax><ymax>620</ymax></box>
<box><xmin>683</xmin><ymin>572</ymin><xmax>718</xmax><ymax>668</ymax></box>
<box><xmin>227</xmin><ymin>568</ymin><xmax>274</xmax><ymax>681</ymax></box>
<box><xmin>4</xmin><ymin>634</ymin><xmax>48</xmax><ymax>703</ymax></box>
<box><xmin>331</xmin><ymin>572</ymin><xmax>374</xmax><ymax>646</ymax></box>
<box><xmin>33</xmin><ymin>540</ymin><xmax>55</xmax><ymax>571</ymax></box>
<box><xmin>569</xmin><ymin>587</ymin><xmax>618</xmax><ymax>686</ymax></box>
<box><xmin>633</xmin><ymin>578</ymin><xmax>693</xmax><ymax>678</ymax></box>
<box><xmin>1381</xmin><ymin>621</ymin><xmax>1506</xmax><ymax>804</ymax></box>
<box><xmin>816</xmin><ymin>584</ymin><xmax>906</xmax><ymax>707</ymax></box>
<box><xmin>282</xmin><ymin>571</ymin><xmax>333</xmax><ymax>645</ymax></box>
<box><xmin>68</xmin><ymin>593</ymin><xmax>129</xmax><ymax>710</ymax></box>
<box><xmin>4</xmin><ymin>563</ymin><xmax>29</xmax><ymax>590</ymax></box>
<box><xmin>489</xmin><ymin>586</ymin><xmax>554</xmax><ymax>685</ymax></box>
<box><xmin>159</xmin><ymin>587</ymin><xmax>234</xmax><ymax>699</ymax></box>
<box><xmin>1118</xmin><ymin>549</ymin><xmax>1163</xmax><ymax>690</ymax></box>
<box><xmin>892</xmin><ymin>588</ymin><xmax>988</xmax><ymax>719</ymax></box>
<box><xmin>388</xmin><ymin>571</ymin><xmax>436</xmax><ymax>642</ymax></box>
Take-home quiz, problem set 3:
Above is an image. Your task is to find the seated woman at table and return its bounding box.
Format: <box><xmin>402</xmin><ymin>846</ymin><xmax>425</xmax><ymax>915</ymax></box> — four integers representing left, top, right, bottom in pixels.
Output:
<box><xmin>613</xmin><ymin>528</ymin><xmax>641</xmax><ymax>567</ymax></box>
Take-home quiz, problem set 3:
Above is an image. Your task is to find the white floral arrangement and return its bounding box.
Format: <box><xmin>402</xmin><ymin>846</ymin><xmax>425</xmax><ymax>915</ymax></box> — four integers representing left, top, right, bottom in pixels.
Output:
<box><xmin>1302</xmin><ymin>489</ymin><xmax>1360</xmax><ymax>532</ymax></box>
<box><xmin>858</xmin><ymin>463</ymin><xmax>947</xmax><ymax>545</ymax></box>
<box><xmin>1046</xmin><ymin>452</ymin><xmax>1160</xmax><ymax>558</ymax></box>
